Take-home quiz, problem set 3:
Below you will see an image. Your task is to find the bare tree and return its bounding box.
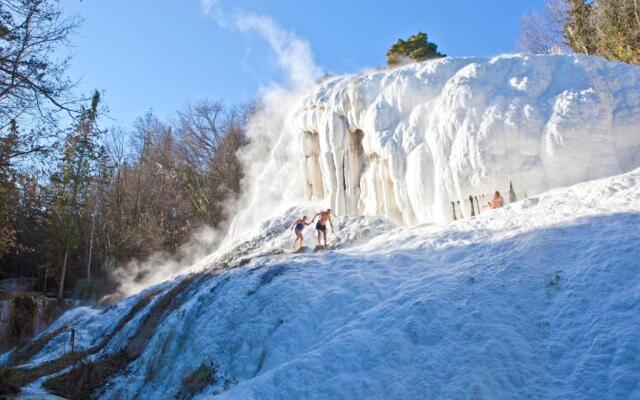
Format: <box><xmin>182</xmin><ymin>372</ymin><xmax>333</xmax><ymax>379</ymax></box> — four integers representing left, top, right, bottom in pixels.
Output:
<box><xmin>175</xmin><ymin>100</ymin><xmax>225</xmax><ymax>172</ymax></box>
<box><xmin>208</xmin><ymin>104</ymin><xmax>250</xmax><ymax>195</ymax></box>
<box><xmin>519</xmin><ymin>0</ymin><xmax>571</xmax><ymax>54</ymax></box>
<box><xmin>0</xmin><ymin>0</ymin><xmax>81</xmax><ymax>124</ymax></box>
<box><xmin>0</xmin><ymin>0</ymin><xmax>83</xmax><ymax>176</ymax></box>
<box><xmin>172</xmin><ymin>100</ymin><xmax>251</xmax><ymax>225</ymax></box>
<box><xmin>181</xmin><ymin>102</ymin><xmax>250</xmax><ymax>179</ymax></box>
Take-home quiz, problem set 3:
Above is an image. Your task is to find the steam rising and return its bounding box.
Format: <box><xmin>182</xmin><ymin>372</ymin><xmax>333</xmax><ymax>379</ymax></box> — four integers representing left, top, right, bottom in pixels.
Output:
<box><xmin>204</xmin><ymin>0</ymin><xmax>323</xmax><ymax>243</ymax></box>
<box><xmin>112</xmin><ymin>1</ymin><xmax>321</xmax><ymax>295</ymax></box>
<box><xmin>112</xmin><ymin>226</ymin><xmax>222</xmax><ymax>296</ymax></box>
<box><xmin>234</xmin><ymin>14</ymin><xmax>322</xmax><ymax>89</ymax></box>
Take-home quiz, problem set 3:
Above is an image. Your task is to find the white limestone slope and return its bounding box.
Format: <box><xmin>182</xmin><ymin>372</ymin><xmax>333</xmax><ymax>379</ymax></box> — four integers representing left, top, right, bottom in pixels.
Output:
<box><xmin>239</xmin><ymin>55</ymin><xmax>640</xmax><ymax>234</ymax></box>
<box><xmin>5</xmin><ymin>168</ymin><xmax>640</xmax><ymax>399</ymax></box>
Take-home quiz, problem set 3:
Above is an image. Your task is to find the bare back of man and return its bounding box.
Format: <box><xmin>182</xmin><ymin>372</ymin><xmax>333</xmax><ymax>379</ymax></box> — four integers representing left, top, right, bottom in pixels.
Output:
<box><xmin>312</xmin><ymin>209</ymin><xmax>334</xmax><ymax>246</ymax></box>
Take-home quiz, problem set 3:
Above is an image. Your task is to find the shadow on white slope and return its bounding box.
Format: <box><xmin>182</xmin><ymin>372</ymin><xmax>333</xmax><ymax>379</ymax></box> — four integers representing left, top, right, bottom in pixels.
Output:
<box><xmin>4</xmin><ymin>169</ymin><xmax>640</xmax><ymax>399</ymax></box>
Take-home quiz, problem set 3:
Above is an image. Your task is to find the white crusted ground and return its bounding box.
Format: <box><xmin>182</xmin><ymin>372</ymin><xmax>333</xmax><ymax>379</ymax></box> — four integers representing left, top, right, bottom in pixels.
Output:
<box><xmin>6</xmin><ymin>168</ymin><xmax>640</xmax><ymax>399</ymax></box>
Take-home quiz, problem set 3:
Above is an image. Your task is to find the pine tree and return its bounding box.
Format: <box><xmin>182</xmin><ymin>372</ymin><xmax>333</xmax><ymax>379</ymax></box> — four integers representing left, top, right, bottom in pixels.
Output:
<box><xmin>0</xmin><ymin>120</ymin><xmax>21</xmax><ymax>257</ymax></box>
<box><xmin>386</xmin><ymin>32</ymin><xmax>446</xmax><ymax>66</ymax></box>
<box><xmin>48</xmin><ymin>91</ymin><xmax>105</xmax><ymax>299</ymax></box>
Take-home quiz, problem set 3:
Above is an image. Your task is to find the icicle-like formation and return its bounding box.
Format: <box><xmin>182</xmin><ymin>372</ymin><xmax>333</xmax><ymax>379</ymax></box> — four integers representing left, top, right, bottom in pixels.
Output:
<box><xmin>228</xmin><ymin>54</ymin><xmax>640</xmax><ymax>242</ymax></box>
<box><xmin>288</xmin><ymin>55</ymin><xmax>640</xmax><ymax>224</ymax></box>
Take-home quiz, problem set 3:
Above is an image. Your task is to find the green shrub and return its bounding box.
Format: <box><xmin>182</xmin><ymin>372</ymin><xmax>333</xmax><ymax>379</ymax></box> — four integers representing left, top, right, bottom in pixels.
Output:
<box><xmin>386</xmin><ymin>32</ymin><xmax>445</xmax><ymax>66</ymax></box>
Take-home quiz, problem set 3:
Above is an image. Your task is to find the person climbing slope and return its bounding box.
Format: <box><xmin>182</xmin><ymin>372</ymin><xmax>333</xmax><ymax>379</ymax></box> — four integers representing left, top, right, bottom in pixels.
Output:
<box><xmin>291</xmin><ymin>216</ymin><xmax>311</xmax><ymax>249</ymax></box>
<box><xmin>312</xmin><ymin>209</ymin><xmax>334</xmax><ymax>246</ymax></box>
<box><xmin>484</xmin><ymin>191</ymin><xmax>505</xmax><ymax>209</ymax></box>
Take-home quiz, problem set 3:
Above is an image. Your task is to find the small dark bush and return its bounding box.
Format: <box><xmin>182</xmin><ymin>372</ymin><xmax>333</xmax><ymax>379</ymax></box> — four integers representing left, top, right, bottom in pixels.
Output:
<box><xmin>177</xmin><ymin>364</ymin><xmax>216</xmax><ymax>400</ymax></box>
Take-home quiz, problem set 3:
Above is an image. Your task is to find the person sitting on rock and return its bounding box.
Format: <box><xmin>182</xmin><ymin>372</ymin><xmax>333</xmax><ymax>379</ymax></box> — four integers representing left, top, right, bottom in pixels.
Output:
<box><xmin>484</xmin><ymin>191</ymin><xmax>504</xmax><ymax>209</ymax></box>
<box><xmin>291</xmin><ymin>216</ymin><xmax>311</xmax><ymax>249</ymax></box>
<box><xmin>312</xmin><ymin>209</ymin><xmax>334</xmax><ymax>246</ymax></box>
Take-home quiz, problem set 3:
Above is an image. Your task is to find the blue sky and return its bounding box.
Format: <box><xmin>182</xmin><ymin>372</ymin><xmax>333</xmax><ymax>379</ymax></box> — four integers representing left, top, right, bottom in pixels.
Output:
<box><xmin>60</xmin><ymin>0</ymin><xmax>544</xmax><ymax>128</ymax></box>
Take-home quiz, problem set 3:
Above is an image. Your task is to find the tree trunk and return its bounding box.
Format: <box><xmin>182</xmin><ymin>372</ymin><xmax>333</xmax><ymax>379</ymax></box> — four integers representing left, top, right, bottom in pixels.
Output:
<box><xmin>43</xmin><ymin>268</ymin><xmax>47</xmax><ymax>294</ymax></box>
<box><xmin>58</xmin><ymin>246</ymin><xmax>69</xmax><ymax>300</ymax></box>
<box><xmin>87</xmin><ymin>214</ymin><xmax>95</xmax><ymax>280</ymax></box>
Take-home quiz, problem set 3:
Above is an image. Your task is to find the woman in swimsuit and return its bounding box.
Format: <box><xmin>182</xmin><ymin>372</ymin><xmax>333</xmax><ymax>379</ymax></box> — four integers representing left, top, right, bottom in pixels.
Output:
<box><xmin>291</xmin><ymin>216</ymin><xmax>311</xmax><ymax>249</ymax></box>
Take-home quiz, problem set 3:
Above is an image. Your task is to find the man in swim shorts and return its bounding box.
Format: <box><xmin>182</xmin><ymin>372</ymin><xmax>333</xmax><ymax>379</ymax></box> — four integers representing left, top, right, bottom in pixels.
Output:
<box><xmin>312</xmin><ymin>209</ymin><xmax>334</xmax><ymax>246</ymax></box>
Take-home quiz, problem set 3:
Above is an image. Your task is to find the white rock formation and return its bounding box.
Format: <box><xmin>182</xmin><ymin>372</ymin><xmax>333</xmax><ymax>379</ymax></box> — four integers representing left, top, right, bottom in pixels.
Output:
<box><xmin>287</xmin><ymin>55</ymin><xmax>640</xmax><ymax>225</ymax></box>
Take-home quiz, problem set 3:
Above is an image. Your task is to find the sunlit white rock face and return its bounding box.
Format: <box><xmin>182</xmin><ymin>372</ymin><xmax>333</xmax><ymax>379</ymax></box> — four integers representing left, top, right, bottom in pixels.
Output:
<box><xmin>289</xmin><ymin>55</ymin><xmax>640</xmax><ymax>224</ymax></box>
